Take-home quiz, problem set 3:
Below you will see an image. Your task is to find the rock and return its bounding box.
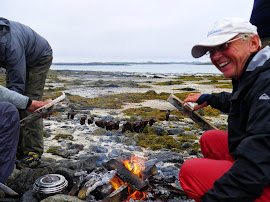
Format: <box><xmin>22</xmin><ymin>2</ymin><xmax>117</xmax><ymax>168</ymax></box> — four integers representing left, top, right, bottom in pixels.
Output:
<box><xmin>67</xmin><ymin>155</ymin><xmax>96</xmax><ymax>172</ymax></box>
<box><xmin>180</xmin><ymin>142</ymin><xmax>193</xmax><ymax>150</ymax></box>
<box><xmin>147</xmin><ymin>151</ymin><xmax>184</xmax><ymax>164</ymax></box>
<box><xmin>101</xmin><ymin>115</ymin><xmax>114</xmax><ymax>121</ymax></box>
<box><xmin>168</xmin><ymin>115</ymin><xmax>179</xmax><ymax>121</ymax></box>
<box><xmin>20</xmin><ymin>190</ymin><xmax>40</xmax><ymax>202</ymax></box>
<box><xmin>182</xmin><ymin>131</ymin><xmax>195</xmax><ymax>136</ymax></box>
<box><xmin>40</xmin><ymin>194</ymin><xmax>84</xmax><ymax>202</ymax></box>
<box><xmin>188</xmin><ymin>149</ymin><xmax>197</xmax><ymax>155</ymax></box>
<box><xmin>154</xmin><ymin>126</ymin><xmax>167</xmax><ymax>136</ymax></box>
<box><xmin>6</xmin><ymin>167</ymin><xmax>53</xmax><ymax>194</ymax></box>
<box><xmin>53</xmin><ymin>167</ymin><xmax>75</xmax><ymax>191</ymax></box>
<box><xmin>167</xmin><ymin>128</ymin><xmax>184</xmax><ymax>135</ymax></box>
<box><xmin>90</xmin><ymin>145</ymin><xmax>109</xmax><ymax>153</ymax></box>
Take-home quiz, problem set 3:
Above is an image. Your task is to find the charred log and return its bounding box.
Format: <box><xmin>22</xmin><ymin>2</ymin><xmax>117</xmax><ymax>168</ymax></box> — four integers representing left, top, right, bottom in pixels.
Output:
<box><xmin>104</xmin><ymin>159</ymin><xmax>148</xmax><ymax>192</ymax></box>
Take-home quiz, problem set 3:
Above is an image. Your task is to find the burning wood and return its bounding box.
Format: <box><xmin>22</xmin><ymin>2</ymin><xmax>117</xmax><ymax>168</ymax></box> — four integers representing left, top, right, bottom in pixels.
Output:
<box><xmin>104</xmin><ymin>159</ymin><xmax>148</xmax><ymax>192</ymax></box>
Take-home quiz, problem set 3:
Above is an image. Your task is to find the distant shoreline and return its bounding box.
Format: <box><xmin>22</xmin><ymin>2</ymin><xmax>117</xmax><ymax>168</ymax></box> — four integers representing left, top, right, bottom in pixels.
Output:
<box><xmin>52</xmin><ymin>61</ymin><xmax>212</xmax><ymax>66</ymax></box>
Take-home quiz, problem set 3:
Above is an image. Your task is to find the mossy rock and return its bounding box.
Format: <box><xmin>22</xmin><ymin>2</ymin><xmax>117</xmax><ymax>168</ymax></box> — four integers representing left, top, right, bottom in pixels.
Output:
<box><xmin>53</xmin><ymin>133</ymin><xmax>74</xmax><ymax>140</ymax></box>
<box><xmin>46</xmin><ymin>146</ymin><xmax>61</xmax><ymax>153</ymax></box>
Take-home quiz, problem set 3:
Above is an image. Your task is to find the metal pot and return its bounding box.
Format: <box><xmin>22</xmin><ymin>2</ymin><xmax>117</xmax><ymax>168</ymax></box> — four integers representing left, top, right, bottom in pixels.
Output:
<box><xmin>33</xmin><ymin>174</ymin><xmax>68</xmax><ymax>199</ymax></box>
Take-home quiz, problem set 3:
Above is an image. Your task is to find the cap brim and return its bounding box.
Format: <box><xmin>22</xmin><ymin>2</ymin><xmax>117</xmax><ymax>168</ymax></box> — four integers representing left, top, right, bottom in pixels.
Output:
<box><xmin>191</xmin><ymin>33</ymin><xmax>238</xmax><ymax>58</ymax></box>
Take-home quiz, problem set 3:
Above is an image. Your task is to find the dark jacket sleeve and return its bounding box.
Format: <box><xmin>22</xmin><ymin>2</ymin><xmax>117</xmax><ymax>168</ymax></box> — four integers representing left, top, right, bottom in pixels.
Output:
<box><xmin>207</xmin><ymin>92</ymin><xmax>232</xmax><ymax>113</ymax></box>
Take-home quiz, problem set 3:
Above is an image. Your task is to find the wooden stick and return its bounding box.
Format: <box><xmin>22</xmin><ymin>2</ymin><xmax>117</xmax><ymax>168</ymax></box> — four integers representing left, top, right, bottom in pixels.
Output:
<box><xmin>20</xmin><ymin>102</ymin><xmax>69</xmax><ymax>127</ymax></box>
<box><xmin>167</xmin><ymin>94</ymin><xmax>218</xmax><ymax>130</ymax></box>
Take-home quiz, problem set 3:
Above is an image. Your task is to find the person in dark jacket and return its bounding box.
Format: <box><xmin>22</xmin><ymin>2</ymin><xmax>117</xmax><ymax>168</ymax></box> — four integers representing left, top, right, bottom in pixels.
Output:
<box><xmin>179</xmin><ymin>17</ymin><xmax>270</xmax><ymax>201</ymax></box>
<box><xmin>0</xmin><ymin>17</ymin><xmax>53</xmax><ymax>167</ymax></box>
<box><xmin>250</xmin><ymin>0</ymin><xmax>270</xmax><ymax>47</ymax></box>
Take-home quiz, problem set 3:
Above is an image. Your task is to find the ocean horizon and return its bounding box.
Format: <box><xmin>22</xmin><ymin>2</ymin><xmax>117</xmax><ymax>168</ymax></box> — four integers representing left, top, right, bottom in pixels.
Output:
<box><xmin>51</xmin><ymin>63</ymin><xmax>221</xmax><ymax>75</ymax></box>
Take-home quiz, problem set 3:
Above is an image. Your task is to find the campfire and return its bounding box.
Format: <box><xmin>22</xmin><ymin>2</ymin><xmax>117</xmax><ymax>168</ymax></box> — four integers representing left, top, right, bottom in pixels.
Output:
<box><xmin>64</xmin><ymin>155</ymin><xmax>187</xmax><ymax>201</ymax></box>
<box><xmin>109</xmin><ymin>155</ymin><xmax>147</xmax><ymax>201</ymax></box>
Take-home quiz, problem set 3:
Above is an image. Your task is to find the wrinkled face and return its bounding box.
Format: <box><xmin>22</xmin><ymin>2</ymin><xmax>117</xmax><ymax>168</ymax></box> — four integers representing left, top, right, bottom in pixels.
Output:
<box><xmin>209</xmin><ymin>36</ymin><xmax>254</xmax><ymax>80</ymax></box>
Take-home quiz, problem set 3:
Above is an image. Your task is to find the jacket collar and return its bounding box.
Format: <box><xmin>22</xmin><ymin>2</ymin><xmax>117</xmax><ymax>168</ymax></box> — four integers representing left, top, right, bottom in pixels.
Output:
<box><xmin>247</xmin><ymin>46</ymin><xmax>270</xmax><ymax>71</ymax></box>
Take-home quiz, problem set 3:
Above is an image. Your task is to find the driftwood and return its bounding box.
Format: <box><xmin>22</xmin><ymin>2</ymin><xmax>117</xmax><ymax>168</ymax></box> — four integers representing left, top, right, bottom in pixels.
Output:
<box><xmin>20</xmin><ymin>102</ymin><xmax>69</xmax><ymax>127</ymax></box>
<box><xmin>104</xmin><ymin>159</ymin><xmax>148</xmax><ymax>192</ymax></box>
<box><xmin>167</xmin><ymin>94</ymin><xmax>218</xmax><ymax>130</ymax></box>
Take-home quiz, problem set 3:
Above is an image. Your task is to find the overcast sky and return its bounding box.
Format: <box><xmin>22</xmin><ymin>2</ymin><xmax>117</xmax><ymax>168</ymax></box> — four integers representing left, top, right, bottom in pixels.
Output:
<box><xmin>1</xmin><ymin>0</ymin><xmax>254</xmax><ymax>62</ymax></box>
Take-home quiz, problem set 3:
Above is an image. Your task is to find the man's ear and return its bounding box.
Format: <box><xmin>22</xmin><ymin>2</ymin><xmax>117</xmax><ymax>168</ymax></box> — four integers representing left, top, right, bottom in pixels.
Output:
<box><xmin>250</xmin><ymin>34</ymin><xmax>260</xmax><ymax>52</ymax></box>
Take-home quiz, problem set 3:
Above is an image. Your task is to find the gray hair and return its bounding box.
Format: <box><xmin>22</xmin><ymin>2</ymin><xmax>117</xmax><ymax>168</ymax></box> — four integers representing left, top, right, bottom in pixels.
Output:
<box><xmin>238</xmin><ymin>33</ymin><xmax>262</xmax><ymax>47</ymax></box>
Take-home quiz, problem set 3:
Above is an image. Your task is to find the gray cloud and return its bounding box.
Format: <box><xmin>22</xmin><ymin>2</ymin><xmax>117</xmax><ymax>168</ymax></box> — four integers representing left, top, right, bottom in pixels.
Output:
<box><xmin>1</xmin><ymin>0</ymin><xmax>254</xmax><ymax>62</ymax></box>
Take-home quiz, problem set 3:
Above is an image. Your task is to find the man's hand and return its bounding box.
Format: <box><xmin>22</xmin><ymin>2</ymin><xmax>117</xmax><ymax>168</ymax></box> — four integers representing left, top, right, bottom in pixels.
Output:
<box><xmin>27</xmin><ymin>100</ymin><xmax>52</xmax><ymax>112</ymax></box>
<box><xmin>183</xmin><ymin>93</ymin><xmax>207</xmax><ymax>111</ymax></box>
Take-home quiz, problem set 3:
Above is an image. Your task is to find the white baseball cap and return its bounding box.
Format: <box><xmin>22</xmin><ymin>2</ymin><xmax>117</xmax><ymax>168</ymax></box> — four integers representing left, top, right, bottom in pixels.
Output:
<box><xmin>191</xmin><ymin>17</ymin><xmax>258</xmax><ymax>58</ymax></box>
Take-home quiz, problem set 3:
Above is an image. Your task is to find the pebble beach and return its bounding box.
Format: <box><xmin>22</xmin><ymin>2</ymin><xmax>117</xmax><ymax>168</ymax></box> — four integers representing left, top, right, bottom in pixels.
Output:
<box><xmin>6</xmin><ymin>69</ymin><xmax>232</xmax><ymax>201</ymax></box>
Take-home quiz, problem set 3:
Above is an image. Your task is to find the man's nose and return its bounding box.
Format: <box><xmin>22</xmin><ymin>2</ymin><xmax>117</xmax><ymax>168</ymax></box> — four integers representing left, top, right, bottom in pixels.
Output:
<box><xmin>210</xmin><ymin>50</ymin><xmax>223</xmax><ymax>60</ymax></box>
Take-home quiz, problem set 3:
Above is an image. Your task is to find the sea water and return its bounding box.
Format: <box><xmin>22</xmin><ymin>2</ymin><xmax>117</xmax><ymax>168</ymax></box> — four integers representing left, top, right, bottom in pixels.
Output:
<box><xmin>51</xmin><ymin>63</ymin><xmax>221</xmax><ymax>75</ymax></box>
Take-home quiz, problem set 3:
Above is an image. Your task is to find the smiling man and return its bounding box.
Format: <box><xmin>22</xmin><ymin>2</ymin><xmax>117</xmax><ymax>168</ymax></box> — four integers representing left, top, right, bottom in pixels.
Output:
<box><xmin>179</xmin><ymin>18</ymin><xmax>270</xmax><ymax>201</ymax></box>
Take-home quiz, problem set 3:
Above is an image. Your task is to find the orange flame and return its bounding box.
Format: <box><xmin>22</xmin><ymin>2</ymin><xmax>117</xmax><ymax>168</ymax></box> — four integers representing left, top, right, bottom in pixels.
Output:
<box><xmin>122</xmin><ymin>155</ymin><xmax>145</xmax><ymax>178</ymax></box>
<box><xmin>110</xmin><ymin>175</ymin><xmax>124</xmax><ymax>190</ymax></box>
<box><xmin>110</xmin><ymin>155</ymin><xmax>147</xmax><ymax>201</ymax></box>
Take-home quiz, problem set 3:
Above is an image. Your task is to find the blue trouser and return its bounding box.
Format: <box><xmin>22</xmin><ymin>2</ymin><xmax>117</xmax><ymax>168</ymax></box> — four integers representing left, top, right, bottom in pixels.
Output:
<box><xmin>0</xmin><ymin>101</ymin><xmax>20</xmax><ymax>183</ymax></box>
